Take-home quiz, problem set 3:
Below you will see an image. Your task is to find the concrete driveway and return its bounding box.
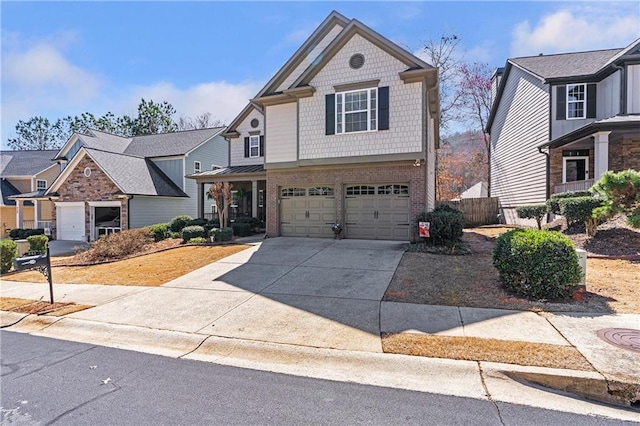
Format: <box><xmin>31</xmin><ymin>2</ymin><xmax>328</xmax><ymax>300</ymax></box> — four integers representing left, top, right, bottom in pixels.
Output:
<box><xmin>67</xmin><ymin>238</ymin><xmax>407</xmax><ymax>352</ymax></box>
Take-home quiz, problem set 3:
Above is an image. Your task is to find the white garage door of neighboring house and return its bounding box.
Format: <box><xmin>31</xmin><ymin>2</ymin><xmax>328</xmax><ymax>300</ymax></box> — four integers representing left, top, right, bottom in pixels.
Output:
<box><xmin>345</xmin><ymin>184</ymin><xmax>411</xmax><ymax>240</ymax></box>
<box><xmin>280</xmin><ymin>186</ymin><xmax>335</xmax><ymax>238</ymax></box>
<box><xmin>56</xmin><ymin>203</ymin><xmax>86</xmax><ymax>241</ymax></box>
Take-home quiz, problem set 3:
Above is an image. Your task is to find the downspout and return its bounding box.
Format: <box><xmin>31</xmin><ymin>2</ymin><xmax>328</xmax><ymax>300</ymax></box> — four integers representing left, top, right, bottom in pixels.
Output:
<box><xmin>538</xmin><ymin>146</ymin><xmax>551</xmax><ymax>223</ymax></box>
<box><xmin>127</xmin><ymin>195</ymin><xmax>133</xmax><ymax>230</ymax></box>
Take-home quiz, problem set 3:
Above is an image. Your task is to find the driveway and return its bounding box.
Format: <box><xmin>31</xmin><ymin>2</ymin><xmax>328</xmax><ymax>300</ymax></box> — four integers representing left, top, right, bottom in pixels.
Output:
<box><xmin>66</xmin><ymin>238</ymin><xmax>407</xmax><ymax>352</ymax></box>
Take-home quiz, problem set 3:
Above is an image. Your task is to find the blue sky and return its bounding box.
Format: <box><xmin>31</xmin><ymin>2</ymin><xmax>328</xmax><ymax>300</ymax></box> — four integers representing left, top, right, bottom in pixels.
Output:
<box><xmin>2</xmin><ymin>1</ymin><xmax>639</xmax><ymax>148</ymax></box>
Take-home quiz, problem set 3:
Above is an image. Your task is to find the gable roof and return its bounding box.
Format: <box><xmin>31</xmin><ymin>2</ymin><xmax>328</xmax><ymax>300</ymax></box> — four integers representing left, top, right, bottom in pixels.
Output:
<box><xmin>1</xmin><ymin>178</ymin><xmax>33</xmax><ymax>206</ymax></box>
<box><xmin>0</xmin><ymin>150</ymin><xmax>58</xmax><ymax>177</ymax></box>
<box><xmin>222</xmin><ymin>103</ymin><xmax>264</xmax><ymax>137</ymax></box>
<box><xmin>509</xmin><ymin>48</ymin><xmax>623</xmax><ymax>81</ymax></box>
<box><xmin>47</xmin><ymin>148</ymin><xmax>187</xmax><ymax>198</ymax></box>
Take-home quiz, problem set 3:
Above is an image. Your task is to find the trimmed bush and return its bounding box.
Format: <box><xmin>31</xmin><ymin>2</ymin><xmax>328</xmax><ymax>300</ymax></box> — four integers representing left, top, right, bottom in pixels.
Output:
<box><xmin>211</xmin><ymin>227</ymin><xmax>233</xmax><ymax>242</ymax></box>
<box><xmin>181</xmin><ymin>225</ymin><xmax>206</xmax><ymax>243</ymax></box>
<box><xmin>233</xmin><ymin>216</ymin><xmax>260</xmax><ymax>227</ymax></box>
<box><xmin>147</xmin><ymin>223</ymin><xmax>170</xmax><ymax>242</ymax></box>
<box><xmin>169</xmin><ymin>215</ymin><xmax>193</xmax><ymax>232</ymax></box>
<box><xmin>230</xmin><ymin>222</ymin><xmax>253</xmax><ymax>237</ymax></box>
<box><xmin>557</xmin><ymin>195</ymin><xmax>603</xmax><ymax>231</ymax></box>
<box><xmin>89</xmin><ymin>228</ymin><xmax>154</xmax><ymax>261</ymax></box>
<box><xmin>547</xmin><ymin>190</ymin><xmax>592</xmax><ymax>215</ymax></box>
<box><xmin>416</xmin><ymin>204</ymin><xmax>465</xmax><ymax>245</ymax></box>
<box><xmin>493</xmin><ymin>229</ymin><xmax>581</xmax><ymax>299</ymax></box>
<box><xmin>187</xmin><ymin>237</ymin><xmax>207</xmax><ymax>244</ymax></box>
<box><xmin>27</xmin><ymin>234</ymin><xmax>48</xmax><ymax>254</ymax></box>
<box><xmin>8</xmin><ymin>228</ymin><xmax>45</xmax><ymax>240</ymax></box>
<box><xmin>0</xmin><ymin>240</ymin><xmax>18</xmax><ymax>273</ymax></box>
<box><xmin>207</xmin><ymin>218</ymin><xmax>220</xmax><ymax>227</ymax></box>
<box><xmin>187</xmin><ymin>218</ymin><xmax>208</xmax><ymax>227</ymax></box>
<box><xmin>591</xmin><ymin>169</ymin><xmax>640</xmax><ymax>228</ymax></box>
<box><xmin>515</xmin><ymin>204</ymin><xmax>548</xmax><ymax>230</ymax></box>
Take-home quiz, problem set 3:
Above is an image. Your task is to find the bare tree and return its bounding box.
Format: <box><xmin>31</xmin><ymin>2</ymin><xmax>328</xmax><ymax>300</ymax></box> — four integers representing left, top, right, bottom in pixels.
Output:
<box><xmin>177</xmin><ymin>113</ymin><xmax>223</xmax><ymax>130</ymax></box>
<box><xmin>207</xmin><ymin>181</ymin><xmax>233</xmax><ymax>228</ymax></box>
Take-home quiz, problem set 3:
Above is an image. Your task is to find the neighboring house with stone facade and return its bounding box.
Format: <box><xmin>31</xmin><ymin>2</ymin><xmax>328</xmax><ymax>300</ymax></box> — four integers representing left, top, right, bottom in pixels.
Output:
<box><xmin>1</xmin><ymin>150</ymin><xmax>59</xmax><ymax>238</ymax></box>
<box><xmin>30</xmin><ymin>127</ymin><xmax>227</xmax><ymax>241</ymax></box>
<box><xmin>189</xmin><ymin>11</ymin><xmax>439</xmax><ymax>241</ymax></box>
<box><xmin>488</xmin><ymin>38</ymin><xmax>640</xmax><ymax>224</ymax></box>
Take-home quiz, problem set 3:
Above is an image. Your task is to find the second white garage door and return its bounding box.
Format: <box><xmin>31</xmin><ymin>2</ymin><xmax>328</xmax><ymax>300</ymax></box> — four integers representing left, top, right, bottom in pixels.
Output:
<box><xmin>345</xmin><ymin>184</ymin><xmax>411</xmax><ymax>240</ymax></box>
<box><xmin>56</xmin><ymin>203</ymin><xmax>86</xmax><ymax>241</ymax></box>
<box><xmin>280</xmin><ymin>186</ymin><xmax>335</xmax><ymax>238</ymax></box>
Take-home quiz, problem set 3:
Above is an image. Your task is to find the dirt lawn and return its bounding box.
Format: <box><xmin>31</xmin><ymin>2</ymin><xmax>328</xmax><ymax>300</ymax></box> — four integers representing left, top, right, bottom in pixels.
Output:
<box><xmin>385</xmin><ymin>229</ymin><xmax>639</xmax><ymax>314</ymax></box>
<box><xmin>3</xmin><ymin>245</ymin><xmax>250</xmax><ymax>286</ymax></box>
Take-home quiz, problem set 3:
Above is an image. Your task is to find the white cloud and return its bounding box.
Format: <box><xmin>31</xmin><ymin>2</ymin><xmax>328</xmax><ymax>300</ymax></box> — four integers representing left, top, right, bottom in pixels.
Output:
<box><xmin>511</xmin><ymin>7</ymin><xmax>640</xmax><ymax>57</ymax></box>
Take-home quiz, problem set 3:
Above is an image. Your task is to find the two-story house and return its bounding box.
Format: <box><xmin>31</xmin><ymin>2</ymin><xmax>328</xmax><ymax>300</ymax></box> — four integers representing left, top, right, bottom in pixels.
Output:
<box><xmin>189</xmin><ymin>11</ymin><xmax>439</xmax><ymax>240</ymax></box>
<box><xmin>1</xmin><ymin>150</ymin><xmax>59</xmax><ymax>237</ymax></box>
<box><xmin>22</xmin><ymin>127</ymin><xmax>229</xmax><ymax>241</ymax></box>
<box><xmin>488</xmin><ymin>38</ymin><xmax>640</xmax><ymax>224</ymax></box>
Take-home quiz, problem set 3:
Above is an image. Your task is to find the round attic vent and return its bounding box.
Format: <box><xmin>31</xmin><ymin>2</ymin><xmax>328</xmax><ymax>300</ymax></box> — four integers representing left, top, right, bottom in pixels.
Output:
<box><xmin>250</xmin><ymin>118</ymin><xmax>259</xmax><ymax>128</ymax></box>
<box><xmin>349</xmin><ymin>54</ymin><xmax>365</xmax><ymax>69</ymax></box>
<box><xmin>84</xmin><ymin>167</ymin><xmax>92</xmax><ymax>177</ymax></box>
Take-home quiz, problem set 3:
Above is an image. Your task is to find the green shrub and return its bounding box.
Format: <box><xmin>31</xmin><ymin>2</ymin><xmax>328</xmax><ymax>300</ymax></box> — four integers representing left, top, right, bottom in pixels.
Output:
<box><xmin>234</xmin><ymin>216</ymin><xmax>260</xmax><ymax>227</ymax></box>
<box><xmin>187</xmin><ymin>237</ymin><xmax>207</xmax><ymax>244</ymax></box>
<box><xmin>590</xmin><ymin>169</ymin><xmax>640</xmax><ymax>228</ymax></box>
<box><xmin>493</xmin><ymin>229</ymin><xmax>581</xmax><ymax>299</ymax></box>
<box><xmin>515</xmin><ymin>204</ymin><xmax>548</xmax><ymax>229</ymax></box>
<box><xmin>88</xmin><ymin>228</ymin><xmax>154</xmax><ymax>262</ymax></box>
<box><xmin>416</xmin><ymin>204</ymin><xmax>465</xmax><ymax>245</ymax></box>
<box><xmin>0</xmin><ymin>240</ymin><xmax>18</xmax><ymax>273</ymax></box>
<box><xmin>8</xmin><ymin>228</ymin><xmax>45</xmax><ymax>240</ymax></box>
<box><xmin>181</xmin><ymin>225</ymin><xmax>206</xmax><ymax>243</ymax></box>
<box><xmin>169</xmin><ymin>215</ymin><xmax>193</xmax><ymax>232</ymax></box>
<box><xmin>147</xmin><ymin>223</ymin><xmax>170</xmax><ymax>242</ymax></box>
<box><xmin>230</xmin><ymin>222</ymin><xmax>253</xmax><ymax>237</ymax></box>
<box><xmin>187</xmin><ymin>218</ymin><xmax>208</xmax><ymax>227</ymax></box>
<box><xmin>547</xmin><ymin>190</ymin><xmax>592</xmax><ymax>214</ymax></box>
<box><xmin>170</xmin><ymin>231</ymin><xmax>181</xmax><ymax>239</ymax></box>
<box><xmin>557</xmin><ymin>196</ymin><xmax>603</xmax><ymax>233</ymax></box>
<box><xmin>27</xmin><ymin>234</ymin><xmax>48</xmax><ymax>254</ymax></box>
<box><xmin>211</xmin><ymin>227</ymin><xmax>233</xmax><ymax>242</ymax></box>
<box><xmin>207</xmin><ymin>218</ymin><xmax>220</xmax><ymax>227</ymax></box>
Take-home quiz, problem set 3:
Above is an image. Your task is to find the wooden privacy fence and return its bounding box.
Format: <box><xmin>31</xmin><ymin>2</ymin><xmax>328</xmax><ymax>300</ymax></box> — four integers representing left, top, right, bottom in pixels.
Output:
<box><xmin>437</xmin><ymin>197</ymin><xmax>500</xmax><ymax>227</ymax></box>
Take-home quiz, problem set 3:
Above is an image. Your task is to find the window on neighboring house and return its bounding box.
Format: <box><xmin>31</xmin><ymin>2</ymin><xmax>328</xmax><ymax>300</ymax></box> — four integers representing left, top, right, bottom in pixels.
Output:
<box><xmin>326</xmin><ymin>86</ymin><xmax>388</xmax><ymax>135</ymax></box>
<box><xmin>249</xmin><ymin>135</ymin><xmax>260</xmax><ymax>158</ymax></box>
<box><xmin>556</xmin><ymin>83</ymin><xmax>596</xmax><ymax>120</ymax></box>
<box><xmin>36</xmin><ymin>179</ymin><xmax>47</xmax><ymax>190</ymax></box>
<box><xmin>194</xmin><ymin>161</ymin><xmax>201</xmax><ymax>173</ymax></box>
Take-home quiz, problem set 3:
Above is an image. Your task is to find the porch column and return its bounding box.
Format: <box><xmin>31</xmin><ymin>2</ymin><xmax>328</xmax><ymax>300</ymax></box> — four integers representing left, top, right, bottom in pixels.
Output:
<box><xmin>197</xmin><ymin>182</ymin><xmax>204</xmax><ymax>219</ymax></box>
<box><xmin>16</xmin><ymin>200</ymin><xmax>24</xmax><ymax>228</ymax></box>
<box><xmin>593</xmin><ymin>131</ymin><xmax>611</xmax><ymax>181</ymax></box>
<box><xmin>251</xmin><ymin>180</ymin><xmax>258</xmax><ymax>218</ymax></box>
<box><xmin>34</xmin><ymin>200</ymin><xmax>40</xmax><ymax>228</ymax></box>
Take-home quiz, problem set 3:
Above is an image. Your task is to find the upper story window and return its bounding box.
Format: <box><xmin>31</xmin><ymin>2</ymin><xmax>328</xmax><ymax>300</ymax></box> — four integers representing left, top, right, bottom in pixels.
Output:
<box><xmin>556</xmin><ymin>83</ymin><xmax>596</xmax><ymax>121</ymax></box>
<box><xmin>336</xmin><ymin>88</ymin><xmax>377</xmax><ymax>133</ymax></box>
<box><xmin>36</xmin><ymin>179</ymin><xmax>47</xmax><ymax>190</ymax></box>
<box><xmin>194</xmin><ymin>161</ymin><xmax>201</xmax><ymax>173</ymax></box>
<box><xmin>249</xmin><ymin>135</ymin><xmax>260</xmax><ymax>158</ymax></box>
<box><xmin>567</xmin><ymin>84</ymin><xmax>586</xmax><ymax>119</ymax></box>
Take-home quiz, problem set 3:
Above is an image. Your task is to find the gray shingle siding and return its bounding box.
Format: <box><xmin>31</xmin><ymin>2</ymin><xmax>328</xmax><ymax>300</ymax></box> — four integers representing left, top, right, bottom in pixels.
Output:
<box><xmin>490</xmin><ymin>66</ymin><xmax>548</xmax><ymax>219</ymax></box>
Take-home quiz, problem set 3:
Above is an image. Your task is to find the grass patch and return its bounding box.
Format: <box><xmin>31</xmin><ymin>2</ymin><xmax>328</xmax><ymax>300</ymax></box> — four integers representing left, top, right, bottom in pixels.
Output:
<box><xmin>407</xmin><ymin>241</ymin><xmax>472</xmax><ymax>255</ymax></box>
<box><xmin>4</xmin><ymin>245</ymin><xmax>250</xmax><ymax>286</ymax></box>
<box><xmin>0</xmin><ymin>297</ymin><xmax>92</xmax><ymax>316</ymax></box>
<box><xmin>382</xmin><ymin>333</ymin><xmax>594</xmax><ymax>371</ymax></box>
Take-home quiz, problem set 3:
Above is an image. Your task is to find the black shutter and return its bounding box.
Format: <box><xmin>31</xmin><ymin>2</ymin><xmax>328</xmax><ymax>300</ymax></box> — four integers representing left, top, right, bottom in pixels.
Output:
<box><xmin>244</xmin><ymin>137</ymin><xmax>249</xmax><ymax>158</ymax></box>
<box><xmin>586</xmin><ymin>83</ymin><xmax>597</xmax><ymax>118</ymax></box>
<box><xmin>556</xmin><ymin>85</ymin><xmax>566</xmax><ymax>120</ymax></box>
<box><xmin>259</xmin><ymin>135</ymin><xmax>264</xmax><ymax>157</ymax></box>
<box><xmin>326</xmin><ymin>94</ymin><xmax>335</xmax><ymax>135</ymax></box>
<box><xmin>378</xmin><ymin>86</ymin><xmax>389</xmax><ymax>130</ymax></box>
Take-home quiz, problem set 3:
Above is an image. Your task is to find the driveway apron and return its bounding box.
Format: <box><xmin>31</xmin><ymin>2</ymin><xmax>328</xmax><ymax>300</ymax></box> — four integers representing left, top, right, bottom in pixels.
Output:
<box><xmin>68</xmin><ymin>238</ymin><xmax>406</xmax><ymax>353</ymax></box>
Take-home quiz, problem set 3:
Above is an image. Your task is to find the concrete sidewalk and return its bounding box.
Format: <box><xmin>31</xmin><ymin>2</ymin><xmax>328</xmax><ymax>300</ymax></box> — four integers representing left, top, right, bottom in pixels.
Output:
<box><xmin>1</xmin><ymin>237</ymin><xmax>639</xmax><ymax>420</ymax></box>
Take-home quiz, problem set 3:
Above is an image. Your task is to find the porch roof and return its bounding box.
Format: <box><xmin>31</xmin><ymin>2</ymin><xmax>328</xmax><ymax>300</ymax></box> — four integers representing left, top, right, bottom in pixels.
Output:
<box><xmin>539</xmin><ymin>115</ymin><xmax>640</xmax><ymax>149</ymax></box>
<box><xmin>1</xmin><ymin>180</ymin><xmax>33</xmax><ymax>206</ymax></box>
<box><xmin>187</xmin><ymin>165</ymin><xmax>265</xmax><ymax>179</ymax></box>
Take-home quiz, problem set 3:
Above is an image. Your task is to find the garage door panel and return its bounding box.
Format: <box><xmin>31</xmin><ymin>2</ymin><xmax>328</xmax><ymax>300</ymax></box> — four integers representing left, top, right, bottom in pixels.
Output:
<box><xmin>280</xmin><ymin>188</ymin><xmax>335</xmax><ymax>238</ymax></box>
<box><xmin>57</xmin><ymin>204</ymin><xmax>85</xmax><ymax>241</ymax></box>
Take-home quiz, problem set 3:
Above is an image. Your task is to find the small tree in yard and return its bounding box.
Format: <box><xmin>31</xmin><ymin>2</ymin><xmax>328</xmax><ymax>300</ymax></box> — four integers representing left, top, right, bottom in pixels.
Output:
<box><xmin>590</xmin><ymin>169</ymin><xmax>640</xmax><ymax>228</ymax></box>
<box><xmin>207</xmin><ymin>182</ymin><xmax>233</xmax><ymax>228</ymax></box>
<box><xmin>515</xmin><ymin>205</ymin><xmax>547</xmax><ymax>230</ymax></box>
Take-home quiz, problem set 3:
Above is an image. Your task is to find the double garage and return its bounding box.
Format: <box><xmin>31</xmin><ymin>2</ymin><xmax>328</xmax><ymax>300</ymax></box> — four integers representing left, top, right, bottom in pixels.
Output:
<box><xmin>279</xmin><ymin>183</ymin><xmax>411</xmax><ymax>240</ymax></box>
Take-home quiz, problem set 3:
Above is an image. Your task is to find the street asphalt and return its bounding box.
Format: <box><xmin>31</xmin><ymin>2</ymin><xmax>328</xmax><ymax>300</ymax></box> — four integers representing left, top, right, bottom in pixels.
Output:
<box><xmin>1</xmin><ymin>237</ymin><xmax>639</xmax><ymax>421</ymax></box>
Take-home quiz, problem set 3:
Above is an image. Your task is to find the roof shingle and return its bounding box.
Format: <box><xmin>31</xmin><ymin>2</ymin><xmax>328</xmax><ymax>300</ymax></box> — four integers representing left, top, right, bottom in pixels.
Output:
<box><xmin>0</xmin><ymin>150</ymin><xmax>57</xmax><ymax>177</ymax></box>
<box><xmin>509</xmin><ymin>48</ymin><xmax>623</xmax><ymax>80</ymax></box>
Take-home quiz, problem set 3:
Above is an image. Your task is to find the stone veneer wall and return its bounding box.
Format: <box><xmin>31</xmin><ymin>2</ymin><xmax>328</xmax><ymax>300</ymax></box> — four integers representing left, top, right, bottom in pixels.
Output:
<box><xmin>266</xmin><ymin>162</ymin><xmax>426</xmax><ymax>239</ymax></box>
<box><xmin>549</xmin><ymin>147</ymin><xmax>594</xmax><ymax>194</ymax></box>
<box><xmin>52</xmin><ymin>156</ymin><xmax>128</xmax><ymax>239</ymax></box>
<box><xmin>609</xmin><ymin>137</ymin><xmax>640</xmax><ymax>172</ymax></box>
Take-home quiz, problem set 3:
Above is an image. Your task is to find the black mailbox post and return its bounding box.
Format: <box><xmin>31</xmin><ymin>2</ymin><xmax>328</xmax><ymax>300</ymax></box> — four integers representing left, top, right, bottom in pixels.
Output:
<box><xmin>13</xmin><ymin>247</ymin><xmax>54</xmax><ymax>303</ymax></box>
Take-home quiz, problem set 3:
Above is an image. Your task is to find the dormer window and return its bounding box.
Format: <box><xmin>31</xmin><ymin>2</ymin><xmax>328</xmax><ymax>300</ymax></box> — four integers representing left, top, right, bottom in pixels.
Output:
<box><xmin>36</xmin><ymin>179</ymin><xmax>47</xmax><ymax>190</ymax></box>
<box><xmin>567</xmin><ymin>84</ymin><xmax>586</xmax><ymax>119</ymax></box>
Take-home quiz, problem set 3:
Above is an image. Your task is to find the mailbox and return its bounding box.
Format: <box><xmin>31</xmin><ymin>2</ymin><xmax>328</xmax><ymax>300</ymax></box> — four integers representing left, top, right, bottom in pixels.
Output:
<box><xmin>13</xmin><ymin>254</ymin><xmax>48</xmax><ymax>271</ymax></box>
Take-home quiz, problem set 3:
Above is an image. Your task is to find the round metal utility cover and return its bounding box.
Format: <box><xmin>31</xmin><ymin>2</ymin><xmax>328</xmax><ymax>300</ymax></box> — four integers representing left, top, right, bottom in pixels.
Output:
<box><xmin>596</xmin><ymin>328</ymin><xmax>640</xmax><ymax>353</ymax></box>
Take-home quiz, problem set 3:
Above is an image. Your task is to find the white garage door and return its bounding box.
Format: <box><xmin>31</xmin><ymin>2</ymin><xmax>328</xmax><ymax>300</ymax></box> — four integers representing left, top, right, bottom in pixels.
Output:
<box><xmin>57</xmin><ymin>203</ymin><xmax>86</xmax><ymax>241</ymax></box>
<box><xmin>345</xmin><ymin>184</ymin><xmax>411</xmax><ymax>240</ymax></box>
<box><xmin>280</xmin><ymin>186</ymin><xmax>335</xmax><ymax>238</ymax></box>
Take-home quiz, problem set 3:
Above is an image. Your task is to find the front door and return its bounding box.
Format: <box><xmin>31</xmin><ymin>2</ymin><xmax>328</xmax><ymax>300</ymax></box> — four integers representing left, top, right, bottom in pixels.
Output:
<box><xmin>564</xmin><ymin>157</ymin><xmax>589</xmax><ymax>182</ymax></box>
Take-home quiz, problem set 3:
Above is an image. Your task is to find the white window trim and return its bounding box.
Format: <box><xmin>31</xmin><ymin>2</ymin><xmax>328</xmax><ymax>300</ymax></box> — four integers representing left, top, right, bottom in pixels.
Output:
<box><xmin>566</xmin><ymin>84</ymin><xmax>586</xmax><ymax>120</ymax></box>
<box><xmin>36</xmin><ymin>179</ymin><xmax>47</xmax><ymax>190</ymax></box>
<box><xmin>249</xmin><ymin>135</ymin><xmax>260</xmax><ymax>158</ymax></box>
<box><xmin>562</xmin><ymin>156</ymin><xmax>590</xmax><ymax>183</ymax></box>
<box><xmin>335</xmin><ymin>87</ymin><xmax>378</xmax><ymax>134</ymax></box>
<box><xmin>194</xmin><ymin>161</ymin><xmax>201</xmax><ymax>173</ymax></box>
